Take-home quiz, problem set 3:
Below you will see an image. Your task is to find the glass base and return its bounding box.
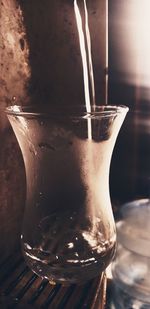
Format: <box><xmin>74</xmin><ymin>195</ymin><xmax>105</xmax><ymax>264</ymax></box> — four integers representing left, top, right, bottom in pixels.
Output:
<box><xmin>23</xmin><ymin>244</ymin><xmax>108</xmax><ymax>286</ymax></box>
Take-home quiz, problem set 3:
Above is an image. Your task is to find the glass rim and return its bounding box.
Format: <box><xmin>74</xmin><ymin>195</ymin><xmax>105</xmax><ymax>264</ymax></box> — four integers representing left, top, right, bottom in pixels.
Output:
<box><xmin>5</xmin><ymin>104</ymin><xmax>129</xmax><ymax>118</ymax></box>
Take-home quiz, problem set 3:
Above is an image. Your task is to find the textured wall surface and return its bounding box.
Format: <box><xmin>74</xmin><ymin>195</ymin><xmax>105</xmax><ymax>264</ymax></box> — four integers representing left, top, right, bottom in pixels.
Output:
<box><xmin>0</xmin><ymin>0</ymin><xmax>29</xmax><ymax>258</ymax></box>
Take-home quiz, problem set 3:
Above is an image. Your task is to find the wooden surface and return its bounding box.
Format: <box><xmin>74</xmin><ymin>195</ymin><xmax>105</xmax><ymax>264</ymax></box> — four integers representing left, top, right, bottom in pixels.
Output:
<box><xmin>0</xmin><ymin>252</ymin><xmax>113</xmax><ymax>309</ymax></box>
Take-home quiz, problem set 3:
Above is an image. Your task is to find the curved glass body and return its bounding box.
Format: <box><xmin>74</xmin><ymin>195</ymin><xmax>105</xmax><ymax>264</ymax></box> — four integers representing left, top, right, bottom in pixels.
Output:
<box><xmin>6</xmin><ymin>105</ymin><xmax>128</xmax><ymax>284</ymax></box>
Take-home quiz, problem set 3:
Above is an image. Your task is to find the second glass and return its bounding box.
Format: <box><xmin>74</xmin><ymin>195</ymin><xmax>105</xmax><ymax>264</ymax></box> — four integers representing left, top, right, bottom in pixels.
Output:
<box><xmin>6</xmin><ymin>105</ymin><xmax>128</xmax><ymax>284</ymax></box>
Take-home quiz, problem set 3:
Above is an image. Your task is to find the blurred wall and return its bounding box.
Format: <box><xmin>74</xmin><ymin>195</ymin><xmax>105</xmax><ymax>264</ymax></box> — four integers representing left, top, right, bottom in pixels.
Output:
<box><xmin>109</xmin><ymin>0</ymin><xmax>150</xmax><ymax>204</ymax></box>
<box><xmin>0</xmin><ymin>0</ymin><xmax>27</xmax><ymax>259</ymax></box>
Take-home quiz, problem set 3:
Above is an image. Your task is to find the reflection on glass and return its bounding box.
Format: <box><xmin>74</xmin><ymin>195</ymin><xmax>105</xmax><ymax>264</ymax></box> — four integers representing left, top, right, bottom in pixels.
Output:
<box><xmin>6</xmin><ymin>105</ymin><xmax>128</xmax><ymax>285</ymax></box>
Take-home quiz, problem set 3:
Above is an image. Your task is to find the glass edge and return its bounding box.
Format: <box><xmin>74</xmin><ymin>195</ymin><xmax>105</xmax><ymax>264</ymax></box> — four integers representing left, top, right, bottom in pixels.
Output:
<box><xmin>5</xmin><ymin>105</ymin><xmax>129</xmax><ymax>118</ymax></box>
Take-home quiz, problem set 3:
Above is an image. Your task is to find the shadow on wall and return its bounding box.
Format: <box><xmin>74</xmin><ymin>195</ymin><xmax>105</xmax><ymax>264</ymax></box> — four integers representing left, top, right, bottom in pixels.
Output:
<box><xmin>0</xmin><ymin>0</ymin><xmax>26</xmax><ymax>259</ymax></box>
<box><xmin>17</xmin><ymin>0</ymin><xmax>106</xmax><ymax>106</ymax></box>
<box><xmin>17</xmin><ymin>0</ymin><xmax>84</xmax><ymax>105</ymax></box>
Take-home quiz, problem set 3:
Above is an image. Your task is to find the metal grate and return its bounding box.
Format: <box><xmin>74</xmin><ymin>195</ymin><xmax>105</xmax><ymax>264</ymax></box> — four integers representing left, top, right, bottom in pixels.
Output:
<box><xmin>0</xmin><ymin>252</ymin><xmax>112</xmax><ymax>308</ymax></box>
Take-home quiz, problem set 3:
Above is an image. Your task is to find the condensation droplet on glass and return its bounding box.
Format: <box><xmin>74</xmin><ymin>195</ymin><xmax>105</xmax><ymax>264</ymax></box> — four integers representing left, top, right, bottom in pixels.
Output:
<box><xmin>24</xmin><ymin>243</ymin><xmax>32</xmax><ymax>250</ymax></box>
<box><xmin>12</xmin><ymin>96</ymin><xmax>16</xmax><ymax>102</ymax></box>
<box><xmin>29</xmin><ymin>145</ymin><xmax>37</xmax><ymax>156</ymax></box>
<box><xmin>67</xmin><ymin>242</ymin><xmax>74</xmax><ymax>249</ymax></box>
<box><xmin>39</xmin><ymin>143</ymin><xmax>55</xmax><ymax>151</ymax></box>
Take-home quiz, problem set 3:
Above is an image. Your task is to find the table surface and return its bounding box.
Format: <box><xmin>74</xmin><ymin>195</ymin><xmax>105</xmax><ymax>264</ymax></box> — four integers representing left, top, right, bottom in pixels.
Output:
<box><xmin>0</xmin><ymin>251</ymin><xmax>114</xmax><ymax>308</ymax></box>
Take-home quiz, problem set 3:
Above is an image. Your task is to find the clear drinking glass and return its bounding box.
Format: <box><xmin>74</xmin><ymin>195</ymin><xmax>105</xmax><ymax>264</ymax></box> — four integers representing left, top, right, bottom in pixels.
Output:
<box><xmin>6</xmin><ymin>105</ymin><xmax>128</xmax><ymax>285</ymax></box>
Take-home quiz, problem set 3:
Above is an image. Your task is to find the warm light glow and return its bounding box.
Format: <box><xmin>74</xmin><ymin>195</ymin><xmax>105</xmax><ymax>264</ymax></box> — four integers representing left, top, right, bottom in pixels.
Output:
<box><xmin>115</xmin><ymin>0</ymin><xmax>150</xmax><ymax>89</ymax></box>
<box><xmin>67</xmin><ymin>257</ymin><xmax>96</xmax><ymax>264</ymax></box>
<box><xmin>132</xmin><ymin>0</ymin><xmax>150</xmax><ymax>87</ymax></box>
<box><xmin>13</xmin><ymin>105</ymin><xmax>21</xmax><ymax>113</ymax></box>
<box><xmin>13</xmin><ymin>105</ymin><xmax>27</xmax><ymax>130</ymax></box>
